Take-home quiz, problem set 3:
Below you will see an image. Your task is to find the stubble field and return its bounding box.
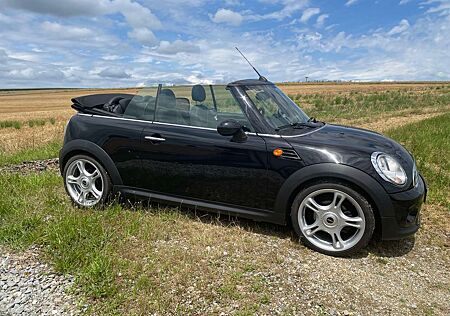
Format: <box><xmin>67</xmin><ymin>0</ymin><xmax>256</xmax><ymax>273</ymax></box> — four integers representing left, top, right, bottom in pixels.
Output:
<box><xmin>0</xmin><ymin>82</ymin><xmax>449</xmax><ymax>315</ymax></box>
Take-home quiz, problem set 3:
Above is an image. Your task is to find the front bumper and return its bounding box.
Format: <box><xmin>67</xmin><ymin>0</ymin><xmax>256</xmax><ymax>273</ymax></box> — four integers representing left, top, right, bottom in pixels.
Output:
<box><xmin>380</xmin><ymin>174</ymin><xmax>427</xmax><ymax>240</ymax></box>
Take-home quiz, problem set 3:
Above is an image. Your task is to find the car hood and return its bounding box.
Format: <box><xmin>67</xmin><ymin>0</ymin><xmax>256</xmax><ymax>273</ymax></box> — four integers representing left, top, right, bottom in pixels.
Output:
<box><xmin>282</xmin><ymin>124</ymin><xmax>415</xmax><ymax>192</ymax></box>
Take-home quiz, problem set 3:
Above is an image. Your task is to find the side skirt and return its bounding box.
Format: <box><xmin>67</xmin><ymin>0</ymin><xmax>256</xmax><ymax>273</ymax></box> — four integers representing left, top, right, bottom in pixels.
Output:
<box><xmin>114</xmin><ymin>185</ymin><xmax>285</xmax><ymax>225</ymax></box>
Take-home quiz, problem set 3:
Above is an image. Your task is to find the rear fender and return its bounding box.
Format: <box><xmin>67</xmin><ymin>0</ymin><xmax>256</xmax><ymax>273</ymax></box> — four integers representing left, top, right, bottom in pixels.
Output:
<box><xmin>59</xmin><ymin>139</ymin><xmax>123</xmax><ymax>185</ymax></box>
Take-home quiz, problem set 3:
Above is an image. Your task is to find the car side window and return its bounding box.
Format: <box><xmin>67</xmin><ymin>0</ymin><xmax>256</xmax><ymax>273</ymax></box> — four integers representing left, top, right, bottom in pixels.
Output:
<box><xmin>211</xmin><ymin>85</ymin><xmax>254</xmax><ymax>132</ymax></box>
<box><xmin>154</xmin><ymin>85</ymin><xmax>254</xmax><ymax>132</ymax></box>
<box><xmin>123</xmin><ymin>87</ymin><xmax>158</xmax><ymax>121</ymax></box>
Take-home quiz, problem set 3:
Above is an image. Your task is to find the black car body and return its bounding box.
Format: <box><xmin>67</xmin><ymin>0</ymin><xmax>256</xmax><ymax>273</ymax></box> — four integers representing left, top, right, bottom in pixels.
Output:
<box><xmin>60</xmin><ymin>79</ymin><xmax>426</xmax><ymax>256</ymax></box>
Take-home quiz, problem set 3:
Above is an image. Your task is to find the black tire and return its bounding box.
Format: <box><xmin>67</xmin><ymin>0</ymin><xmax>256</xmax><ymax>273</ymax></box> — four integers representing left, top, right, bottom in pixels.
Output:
<box><xmin>63</xmin><ymin>154</ymin><xmax>112</xmax><ymax>207</ymax></box>
<box><xmin>291</xmin><ymin>181</ymin><xmax>375</xmax><ymax>257</ymax></box>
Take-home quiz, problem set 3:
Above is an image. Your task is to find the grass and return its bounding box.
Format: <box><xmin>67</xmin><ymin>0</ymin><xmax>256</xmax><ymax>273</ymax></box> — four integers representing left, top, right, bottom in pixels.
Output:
<box><xmin>386</xmin><ymin>112</ymin><xmax>450</xmax><ymax>209</ymax></box>
<box><xmin>27</xmin><ymin>118</ymin><xmax>47</xmax><ymax>128</ymax></box>
<box><xmin>292</xmin><ymin>86</ymin><xmax>450</xmax><ymax>122</ymax></box>
<box><xmin>0</xmin><ymin>120</ymin><xmax>21</xmax><ymax>129</ymax></box>
<box><xmin>0</xmin><ymin>85</ymin><xmax>449</xmax><ymax>314</ymax></box>
<box><xmin>0</xmin><ymin>113</ymin><xmax>449</xmax><ymax>314</ymax></box>
<box><xmin>0</xmin><ymin>171</ymin><xmax>281</xmax><ymax>314</ymax></box>
<box><xmin>0</xmin><ymin>140</ymin><xmax>62</xmax><ymax>166</ymax></box>
<box><xmin>0</xmin><ymin>117</ymin><xmax>57</xmax><ymax>130</ymax></box>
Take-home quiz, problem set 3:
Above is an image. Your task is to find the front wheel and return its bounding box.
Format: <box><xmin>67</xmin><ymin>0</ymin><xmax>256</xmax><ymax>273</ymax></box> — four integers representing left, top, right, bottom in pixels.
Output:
<box><xmin>291</xmin><ymin>182</ymin><xmax>375</xmax><ymax>256</ymax></box>
<box><xmin>63</xmin><ymin>155</ymin><xmax>112</xmax><ymax>207</ymax></box>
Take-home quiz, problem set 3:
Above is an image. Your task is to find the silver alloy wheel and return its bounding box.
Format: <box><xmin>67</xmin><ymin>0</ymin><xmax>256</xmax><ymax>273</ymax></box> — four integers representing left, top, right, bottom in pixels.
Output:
<box><xmin>65</xmin><ymin>159</ymin><xmax>104</xmax><ymax>207</ymax></box>
<box><xmin>298</xmin><ymin>189</ymin><xmax>366</xmax><ymax>252</ymax></box>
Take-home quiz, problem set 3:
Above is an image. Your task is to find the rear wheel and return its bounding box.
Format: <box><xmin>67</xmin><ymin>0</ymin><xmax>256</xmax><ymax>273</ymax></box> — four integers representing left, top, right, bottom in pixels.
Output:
<box><xmin>291</xmin><ymin>182</ymin><xmax>375</xmax><ymax>256</ymax></box>
<box><xmin>63</xmin><ymin>155</ymin><xmax>112</xmax><ymax>207</ymax></box>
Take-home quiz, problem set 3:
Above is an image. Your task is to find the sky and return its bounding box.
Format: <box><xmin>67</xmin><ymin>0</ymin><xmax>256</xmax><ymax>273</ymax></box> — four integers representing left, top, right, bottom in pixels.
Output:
<box><xmin>0</xmin><ymin>0</ymin><xmax>449</xmax><ymax>88</ymax></box>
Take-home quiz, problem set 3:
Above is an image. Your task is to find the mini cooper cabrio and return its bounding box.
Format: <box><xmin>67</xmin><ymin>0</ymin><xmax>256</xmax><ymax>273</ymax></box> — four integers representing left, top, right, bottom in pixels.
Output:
<box><xmin>60</xmin><ymin>78</ymin><xmax>426</xmax><ymax>256</ymax></box>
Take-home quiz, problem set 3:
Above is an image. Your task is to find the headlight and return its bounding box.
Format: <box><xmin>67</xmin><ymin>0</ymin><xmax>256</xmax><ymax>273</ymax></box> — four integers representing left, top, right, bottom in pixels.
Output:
<box><xmin>371</xmin><ymin>152</ymin><xmax>407</xmax><ymax>185</ymax></box>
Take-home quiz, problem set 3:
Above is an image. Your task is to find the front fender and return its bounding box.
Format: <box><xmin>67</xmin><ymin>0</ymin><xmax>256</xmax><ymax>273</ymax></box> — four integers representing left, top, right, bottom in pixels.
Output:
<box><xmin>59</xmin><ymin>139</ymin><xmax>123</xmax><ymax>185</ymax></box>
<box><xmin>274</xmin><ymin>163</ymin><xmax>394</xmax><ymax>221</ymax></box>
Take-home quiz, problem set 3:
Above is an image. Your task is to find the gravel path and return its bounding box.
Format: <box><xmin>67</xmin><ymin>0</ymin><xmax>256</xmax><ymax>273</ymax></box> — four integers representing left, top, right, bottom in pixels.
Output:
<box><xmin>0</xmin><ymin>247</ymin><xmax>81</xmax><ymax>316</ymax></box>
<box><xmin>0</xmin><ymin>159</ymin><xmax>59</xmax><ymax>174</ymax></box>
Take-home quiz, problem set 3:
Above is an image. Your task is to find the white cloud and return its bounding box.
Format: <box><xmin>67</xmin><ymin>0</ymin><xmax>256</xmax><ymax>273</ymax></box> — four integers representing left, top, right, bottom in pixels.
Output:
<box><xmin>41</xmin><ymin>21</ymin><xmax>92</xmax><ymax>40</ymax></box>
<box><xmin>128</xmin><ymin>28</ymin><xmax>158</xmax><ymax>46</ymax></box>
<box><xmin>345</xmin><ymin>0</ymin><xmax>359</xmax><ymax>7</ymax></box>
<box><xmin>98</xmin><ymin>67</ymin><xmax>131</xmax><ymax>79</ymax></box>
<box><xmin>399</xmin><ymin>0</ymin><xmax>412</xmax><ymax>4</ymax></box>
<box><xmin>101</xmin><ymin>55</ymin><xmax>122</xmax><ymax>61</ymax></box>
<box><xmin>156</xmin><ymin>40</ymin><xmax>201</xmax><ymax>55</ymax></box>
<box><xmin>300</xmin><ymin>8</ymin><xmax>321</xmax><ymax>23</ymax></box>
<box><xmin>113</xmin><ymin>0</ymin><xmax>161</xmax><ymax>29</ymax></box>
<box><xmin>388</xmin><ymin>19</ymin><xmax>410</xmax><ymax>35</ymax></box>
<box><xmin>0</xmin><ymin>0</ymin><xmax>110</xmax><ymax>17</ymax></box>
<box><xmin>211</xmin><ymin>8</ymin><xmax>243</xmax><ymax>26</ymax></box>
<box><xmin>0</xmin><ymin>0</ymin><xmax>449</xmax><ymax>88</ymax></box>
<box><xmin>224</xmin><ymin>0</ymin><xmax>242</xmax><ymax>6</ymax></box>
<box><xmin>0</xmin><ymin>0</ymin><xmax>162</xmax><ymax>44</ymax></box>
<box><xmin>315</xmin><ymin>14</ymin><xmax>329</xmax><ymax>28</ymax></box>
<box><xmin>424</xmin><ymin>0</ymin><xmax>450</xmax><ymax>15</ymax></box>
<box><xmin>249</xmin><ymin>0</ymin><xmax>309</xmax><ymax>21</ymax></box>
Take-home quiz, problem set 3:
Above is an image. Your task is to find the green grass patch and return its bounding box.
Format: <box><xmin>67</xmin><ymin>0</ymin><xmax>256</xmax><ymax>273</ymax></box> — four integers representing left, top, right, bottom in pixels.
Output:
<box><xmin>0</xmin><ymin>140</ymin><xmax>62</xmax><ymax>166</ymax></box>
<box><xmin>294</xmin><ymin>89</ymin><xmax>450</xmax><ymax>122</ymax></box>
<box><xmin>0</xmin><ymin>120</ymin><xmax>21</xmax><ymax>129</ymax></box>
<box><xmin>386</xmin><ymin>112</ymin><xmax>450</xmax><ymax>209</ymax></box>
<box><xmin>0</xmin><ymin>118</ymin><xmax>57</xmax><ymax>130</ymax></box>
<box><xmin>27</xmin><ymin>119</ymin><xmax>47</xmax><ymax>128</ymax></box>
<box><xmin>0</xmin><ymin>111</ymin><xmax>448</xmax><ymax>314</ymax></box>
<box><xmin>0</xmin><ymin>171</ymin><xmax>276</xmax><ymax>314</ymax></box>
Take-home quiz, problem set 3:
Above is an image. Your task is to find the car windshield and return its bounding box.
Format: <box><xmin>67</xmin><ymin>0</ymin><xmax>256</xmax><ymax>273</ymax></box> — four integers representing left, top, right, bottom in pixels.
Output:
<box><xmin>242</xmin><ymin>84</ymin><xmax>310</xmax><ymax>130</ymax></box>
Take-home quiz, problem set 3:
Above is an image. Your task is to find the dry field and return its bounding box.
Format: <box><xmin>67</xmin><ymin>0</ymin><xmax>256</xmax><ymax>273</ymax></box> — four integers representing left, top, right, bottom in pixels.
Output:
<box><xmin>0</xmin><ymin>88</ymin><xmax>136</xmax><ymax>155</ymax></box>
<box><xmin>0</xmin><ymin>83</ymin><xmax>449</xmax><ymax>315</ymax></box>
<box><xmin>0</xmin><ymin>82</ymin><xmax>449</xmax><ymax>157</ymax></box>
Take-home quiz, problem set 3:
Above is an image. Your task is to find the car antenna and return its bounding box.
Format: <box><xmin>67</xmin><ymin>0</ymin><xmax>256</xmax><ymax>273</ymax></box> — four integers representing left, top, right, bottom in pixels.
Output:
<box><xmin>235</xmin><ymin>47</ymin><xmax>268</xmax><ymax>82</ymax></box>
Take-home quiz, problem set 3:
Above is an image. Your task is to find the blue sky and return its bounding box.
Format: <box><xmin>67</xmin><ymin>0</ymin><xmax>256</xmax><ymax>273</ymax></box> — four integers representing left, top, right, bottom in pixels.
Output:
<box><xmin>0</xmin><ymin>0</ymin><xmax>449</xmax><ymax>88</ymax></box>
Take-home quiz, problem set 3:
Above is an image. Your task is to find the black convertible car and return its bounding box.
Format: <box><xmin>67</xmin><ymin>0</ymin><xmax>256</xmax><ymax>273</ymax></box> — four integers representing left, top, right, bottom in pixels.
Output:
<box><xmin>60</xmin><ymin>78</ymin><xmax>426</xmax><ymax>256</ymax></box>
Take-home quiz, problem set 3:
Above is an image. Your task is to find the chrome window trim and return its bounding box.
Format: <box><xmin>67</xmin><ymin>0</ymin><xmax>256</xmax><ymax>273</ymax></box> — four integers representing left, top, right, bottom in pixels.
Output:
<box><xmin>281</xmin><ymin>124</ymin><xmax>326</xmax><ymax>137</ymax></box>
<box><xmin>80</xmin><ymin>113</ymin><xmax>153</xmax><ymax>125</ymax></box>
<box><xmin>257</xmin><ymin>133</ymin><xmax>282</xmax><ymax>138</ymax></box>
<box><xmin>256</xmin><ymin>124</ymin><xmax>326</xmax><ymax>138</ymax></box>
<box><xmin>152</xmin><ymin>121</ymin><xmax>216</xmax><ymax>131</ymax></box>
<box><xmin>78</xmin><ymin>113</ymin><xmax>325</xmax><ymax>137</ymax></box>
<box><xmin>76</xmin><ymin>113</ymin><xmax>231</xmax><ymax>133</ymax></box>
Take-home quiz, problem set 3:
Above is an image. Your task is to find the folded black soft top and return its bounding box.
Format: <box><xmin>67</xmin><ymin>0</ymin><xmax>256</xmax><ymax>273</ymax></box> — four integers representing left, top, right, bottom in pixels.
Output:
<box><xmin>72</xmin><ymin>93</ymin><xmax>135</xmax><ymax>109</ymax></box>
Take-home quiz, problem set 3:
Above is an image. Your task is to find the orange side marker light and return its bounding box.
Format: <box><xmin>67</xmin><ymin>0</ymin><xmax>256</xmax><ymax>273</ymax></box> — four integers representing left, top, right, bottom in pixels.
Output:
<box><xmin>273</xmin><ymin>148</ymin><xmax>283</xmax><ymax>157</ymax></box>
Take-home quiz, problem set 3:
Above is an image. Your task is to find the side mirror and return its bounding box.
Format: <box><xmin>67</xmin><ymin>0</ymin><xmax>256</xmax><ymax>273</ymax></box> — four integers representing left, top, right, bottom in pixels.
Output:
<box><xmin>217</xmin><ymin>119</ymin><xmax>248</xmax><ymax>142</ymax></box>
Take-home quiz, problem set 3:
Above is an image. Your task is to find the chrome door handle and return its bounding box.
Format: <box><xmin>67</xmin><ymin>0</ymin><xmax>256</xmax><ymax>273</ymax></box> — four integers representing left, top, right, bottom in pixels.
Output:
<box><xmin>145</xmin><ymin>136</ymin><xmax>166</xmax><ymax>142</ymax></box>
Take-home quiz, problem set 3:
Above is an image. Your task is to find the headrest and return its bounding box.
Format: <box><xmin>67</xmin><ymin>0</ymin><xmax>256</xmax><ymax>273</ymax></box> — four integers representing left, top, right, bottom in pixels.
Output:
<box><xmin>160</xmin><ymin>89</ymin><xmax>175</xmax><ymax>99</ymax></box>
<box><xmin>158</xmin><ymin>89</ymin><xmax>176</xmax><ymax>109</ymax></box>
<box><xmin>119</xmin><ymin>98</ymin><xmax>131</xmax><ymax>110</ymax></box>
<box><xmin>105</xmin><ymin>96</ymin><xmax>124</xmax><ymax>107</ymax></box>
<box><xmin>192</xmin><ymin>85</ymin><xmax>206</xmax><ymax>102</ymax></box>
<box><xmin>256</xmin><ymin>91</ymin><xmax>270</xmax><ymax>102</ymax></box>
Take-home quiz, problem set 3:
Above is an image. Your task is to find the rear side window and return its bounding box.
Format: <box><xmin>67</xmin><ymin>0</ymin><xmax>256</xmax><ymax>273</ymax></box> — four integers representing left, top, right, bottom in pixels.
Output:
<box><xmin>123</xmin><ymin>87</ymin><xmax>158</xmax><ymax>121</ymax></box>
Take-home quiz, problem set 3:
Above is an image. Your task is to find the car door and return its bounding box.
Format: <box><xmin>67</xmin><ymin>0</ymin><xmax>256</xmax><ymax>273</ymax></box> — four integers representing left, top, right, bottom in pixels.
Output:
<box><xmin>139</xmin><ymin>84</ymin><xmax>270</xmax><ymax>210</ymax></box>
<box><xmin>95</xmin><ymin>87</ymin><xmax>158</xmax><ymax>187</ymax></box>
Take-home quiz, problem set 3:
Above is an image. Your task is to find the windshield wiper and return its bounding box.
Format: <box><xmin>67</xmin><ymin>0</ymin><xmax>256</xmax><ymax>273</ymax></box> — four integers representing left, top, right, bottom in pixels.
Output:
<box><xmin>275</xmin><ymin>119</ymin><xmax>324</xmax><ymax>131</ymax></box>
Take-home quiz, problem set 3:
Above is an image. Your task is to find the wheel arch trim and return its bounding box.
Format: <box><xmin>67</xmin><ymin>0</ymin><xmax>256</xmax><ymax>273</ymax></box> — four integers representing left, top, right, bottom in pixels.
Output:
<box><xmin>59</xmin><ymin>139</ymin><xmax>123</xmax><ymax>185</ymax></box>
<box><xmin>274</xmin><ymin>163</ymin><xmax>394</xmax><ymax>220</ymax></box>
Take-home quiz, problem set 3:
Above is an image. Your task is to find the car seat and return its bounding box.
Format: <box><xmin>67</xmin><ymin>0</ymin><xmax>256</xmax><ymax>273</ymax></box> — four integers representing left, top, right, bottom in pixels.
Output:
<box><xmin>156</xmin><ymin>89</ymin><xmax>182</xmax><ymax>124</ymax></box>
<box><xmin>190</xmin><ymin>85</ymin><xmax>211</xmax><ymax>127</ymax></box>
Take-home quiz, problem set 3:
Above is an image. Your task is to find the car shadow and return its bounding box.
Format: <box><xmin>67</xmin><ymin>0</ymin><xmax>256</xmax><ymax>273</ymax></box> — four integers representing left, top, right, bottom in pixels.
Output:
<box><xmin>192</xmin><ymin>208</ymin><xmax>416</xmax><ymax>259</ymax></box>
<box><xmin>123</xmin><ymin>200</ymin><xmax>416</xmax><ymax>259</ymax></box>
